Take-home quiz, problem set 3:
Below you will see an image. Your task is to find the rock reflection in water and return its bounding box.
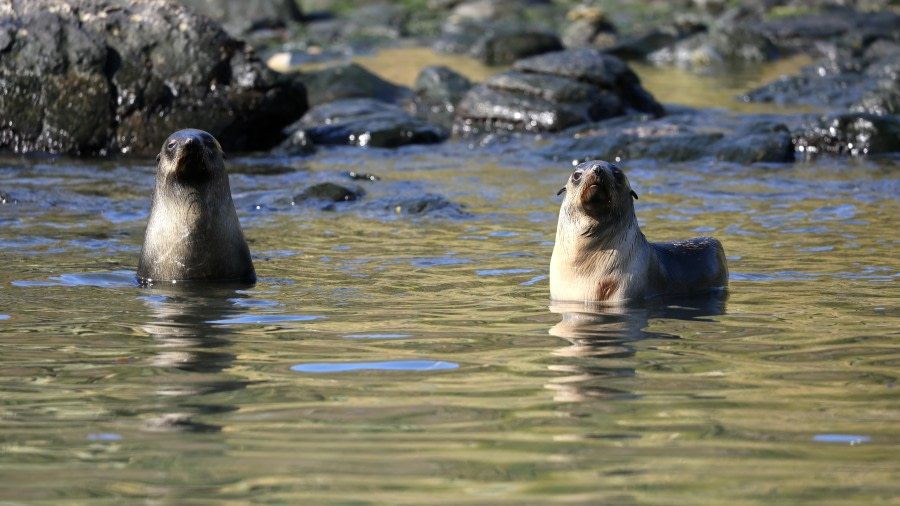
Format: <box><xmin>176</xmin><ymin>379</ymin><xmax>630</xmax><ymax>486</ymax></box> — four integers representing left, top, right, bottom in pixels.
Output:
<box><xmin>547</xmin><ymin>295</ymin><xmax>726</xmax><ymax>402</ymax></box>
<box><xmin>139</xmin><ymin>284</ymin><xmax>253</xmax><ymax>433</ymax></box>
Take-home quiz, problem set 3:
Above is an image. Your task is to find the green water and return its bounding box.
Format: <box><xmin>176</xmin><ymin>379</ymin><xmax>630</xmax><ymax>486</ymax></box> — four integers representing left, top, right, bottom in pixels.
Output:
<box><xmin>0</xmin><ymin>56</ymin><xmax>898</xmax><ymax>504</ymax></box>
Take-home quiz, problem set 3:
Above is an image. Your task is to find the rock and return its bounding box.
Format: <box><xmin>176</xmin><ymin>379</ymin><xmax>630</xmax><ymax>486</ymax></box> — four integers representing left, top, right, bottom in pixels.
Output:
<box><xmin>413</xmin><ymin>66</ymin><xmax>473</xmax><ymax>109</ymax></box>
<box><xmin>648</xmin><ymin>9</ymin><xmax>777</xmax><ymax>67</ymax></box>
<box><xmin>293</xmin><ymin>182</ymin><xmax>364</xmax><ymax>209</ymax></box>
<box><xmin>712</xmin><ymin>121</ymin><xmax>794</xmax><ymax>163</ymax></box>
<box><xmin>273</xmin><ymin>129</ymin><xmax>315</xmax><ymax>156</ymax></box>
<box><xmin>300</xmin><ymin>63</ymin><xmax>412</xmax><ymax>107</ymax></box>
<box><xmin>410</xmin><ymin>65</ymin><xmax>473</xmax><ymax>129</ymax></box>
<box><xmin>604</xmin><ymin>22</ymin><xmax>704</xmax><ymax>60</ymax></box>
<box><xmin>455</xmin><ymin>49</ymin><xmax>664</xmax><ymax>135</ymax></box>
<box><xmin>290</xmin><ymin>98</ymin><xmax>446</xmax><ymax>148</ymax></box>
<box><xmin>0</xmin><ymin>0</ymin><xmax>307</xmax><ymax>156</ymax></box>
<box><xmin>434</xmin><ymin>20</ymin><xmax>562</xmax><ymax>65</ymax></box>
<box><xmin>174</xmin><ymin>0</ymin><xmax>303</xmax><ymax>35</ymax></box>
<box><xmin>794</xmin><ymin>113</ymin><xmax>900</xmax><ymax>156</ymax></box>
<box><xmin>379</xmin><ymin>193</ymin><xmax>469</xmax><ymax>217</ymax></box>
<box><xmin>561</xmin><ymin>6</ymin><xmax>616</xmax><ymax>49</ymax></box>
<box><xmin>742</xmin><ymin>39</ymin><xmax>900</xmax><ymax>115</ymax></box>
<box><xmin>537</xmin><ymin>110</ymin><xmax>795</xmax><ymax>164</ymax></box>
<box><xmin>470</xmin><ymin>29</ymin><xmax>563</xmax><ymax>66</ymax></box>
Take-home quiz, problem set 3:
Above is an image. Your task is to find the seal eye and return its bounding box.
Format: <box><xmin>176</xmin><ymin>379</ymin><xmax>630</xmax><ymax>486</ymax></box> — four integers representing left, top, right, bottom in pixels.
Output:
<box><xmin>572</xmin><ymin>171</ymin><xmax>582</xmax><ymax>182</ymax></box>
<box><xmin>166</xmin><ymin>140</ymin><xmax>177</xmax><ymax>151</ymax></box>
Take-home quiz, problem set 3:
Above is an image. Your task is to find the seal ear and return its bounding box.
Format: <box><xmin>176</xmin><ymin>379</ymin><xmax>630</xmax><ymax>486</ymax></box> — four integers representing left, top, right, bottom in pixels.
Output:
<box><xmin>556</xmin><ymin>187</ymin><xmax>566</xmax><ymax>196</ymax></box>
<box><xmin>630</xmin><ymin>190</ymin><xmax>639</xmax><ymax>200</ymax></box>
<box><xmin>156</xmin><ymin>153</ymin><xmax>160</xmax><ymax>163</ymax></box>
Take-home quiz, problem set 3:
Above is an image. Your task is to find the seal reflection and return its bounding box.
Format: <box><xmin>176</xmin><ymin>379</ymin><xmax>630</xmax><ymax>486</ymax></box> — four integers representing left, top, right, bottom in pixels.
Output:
<box><xmin>547</xmin><ymin>294</ymin><xmax>727</xmax><ymax>403</ymax></box>
<box><xmin>139</xmin><ymin>283</ymin><xmax>253</xmax><ymax>433</ymax></box>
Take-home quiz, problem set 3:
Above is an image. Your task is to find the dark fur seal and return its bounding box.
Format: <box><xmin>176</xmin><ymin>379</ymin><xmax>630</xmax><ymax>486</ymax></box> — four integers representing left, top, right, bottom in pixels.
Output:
<box><xmin>137</xmin><ymin>129</ymin><xmax>256</xmax><ymax>285</ymax></box>
<box><xmin>550</xmin><ymin>160</ymin><xmax>727</xmax><ymax>303</ymax></box>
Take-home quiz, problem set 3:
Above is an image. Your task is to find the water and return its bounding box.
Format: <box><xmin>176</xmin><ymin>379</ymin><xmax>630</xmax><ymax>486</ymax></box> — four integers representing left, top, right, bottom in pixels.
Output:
<box><xmin>1</xmin><ymin>56</ymin><xmax>898</xmax><ymax>504</ymax></box>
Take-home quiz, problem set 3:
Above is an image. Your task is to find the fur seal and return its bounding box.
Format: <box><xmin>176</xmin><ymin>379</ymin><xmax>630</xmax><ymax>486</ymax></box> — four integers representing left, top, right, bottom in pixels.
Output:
<box><xmin>550</xmin><ymin>160</ymin><xmax>727</xmax><ymax>303</ymax></box>
<box><xmin>137</xmin><ymin>129</ymin><xmax>256</xmax><ymax>285</ymax></box>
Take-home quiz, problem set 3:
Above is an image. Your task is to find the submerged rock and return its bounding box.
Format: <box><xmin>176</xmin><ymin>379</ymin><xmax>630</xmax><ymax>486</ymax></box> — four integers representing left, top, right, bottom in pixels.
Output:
<box><xmin>287</xmin><ymin>98</ymin><xmax>446</xmax><ymax>148</ymax></box>
<box><xmin>0</xmin><ymin>0</ymin><xmax>307</xmax><ymax>156</ymax></box>
<box><xmin>377</xmin><ymin>193</ymin><xmax>469</xmax><ymax>218</ymax></box>
<box><xmin>293</xmin><ymin>182</ymin><xmax>364</xmax><ymax>210</ymax></box>
<box><xmin>455</xmin><ymin>49</ymin><xmax>664</xmax><ymax>135</ymax></box>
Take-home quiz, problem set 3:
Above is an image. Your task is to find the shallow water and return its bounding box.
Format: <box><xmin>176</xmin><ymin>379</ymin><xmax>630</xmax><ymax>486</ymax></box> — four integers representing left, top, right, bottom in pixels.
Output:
<box><xmin>1</xmin><ymin>55</ymin><xmax>899</xmax><ymax>504</ymax></box>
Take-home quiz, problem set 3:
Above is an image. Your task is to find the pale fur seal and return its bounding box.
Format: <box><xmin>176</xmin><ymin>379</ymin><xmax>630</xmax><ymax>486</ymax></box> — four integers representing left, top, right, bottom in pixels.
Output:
<box><xmin>137</xmin><ymin>129</ymin><xmax>256</xmax><ymax>285</ymax></box>
<box><xmin>550</xmin><ymin>160</ymin><xmax>727</xmax><ymax>303</ymax></box>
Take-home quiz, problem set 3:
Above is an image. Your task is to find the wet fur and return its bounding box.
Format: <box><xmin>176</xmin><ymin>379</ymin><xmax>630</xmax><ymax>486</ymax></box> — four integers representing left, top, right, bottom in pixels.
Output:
<box><xmin>550</xmin><ymin>161</ymin><xmax>727</xmax><ymax>303</ymax></box>
<box><xmin>137</xmin><ymin>129</ymin><xmax>255</xmax><ymax>284</ymax></box>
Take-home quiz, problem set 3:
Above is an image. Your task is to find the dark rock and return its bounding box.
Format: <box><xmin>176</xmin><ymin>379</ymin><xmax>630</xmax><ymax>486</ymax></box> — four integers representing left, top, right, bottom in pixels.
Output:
<box><xmin>755</xmin><ymin>8</ymin><xmax>900</xmax><ymax>55</ymax></box>
<box><xmin>648</xmin><ymin>9</ymin><xmax>777</xmax><ymax>67</ymax></box>
<box><xmin>470</xmin><ymin>29</ymin><xmax>563</xmax><ymax>66</ymax></box>
<box><xmin>713</xmin><ymin>121</ymin><xmax>794</xmax><ymax>164</ymax></box>
<box><xmin>413</xmin><ymin>65</ymin><xmax>473</xmax><ymax>111</ymax></box>
<box><xmin>455</xmin><ymin>49</ymin><xmax>664</xmax><ymax>135</ymax></box>
<box><xmin>604</xmin><ymin>23</ymin><xmax>704</xmax><ymax>60</ymax></box>
<box><xmin>0</xmin><ymin>191</ymin><xmax>11</xmax><ymax>204</ymax></box>
<box><xmin>300</xmin><ymin>63</ymin><xmax>412</xmax><ymax>107</ymax></box>
<box><xmin>273</xmin><ymin>129</ymin><xmax>315</xmax><ymax>156</ymax></box>
<box><xmin>742</xmin><ymin>41</ymin><xmax>900</xmax><ymax>115</ymax></box>
<box><xmin>293</xmin><ymin>182</ymin><xmax>364</xmax><ymax>207</ymax></box>
<box><xmin>0</xmin><ymin>0</ymin><xmax>307</xmax><ymax>156</ymax></box>
<box><xmin>345</xmin><ymin>171</ymin><xmax>381</xmax><ymax>181</ymax></box>
<box><xmin>174</xmin><ymin>0</ymin><xmax>303</xmax><ymax>35</ymax></box>
<box><xmin>561</xmin><ymin>6</ymin><xmax>616</xmax><ymax>49</ymax></box>
<box><xmin>794</xmin><ymin>113</ymin><xmax>900</xmax><ymax>156</ymax></box>
<box><xmin>291</xmin><ymin>98</ymin><xmax>446</xmax><ymax>148</ymax></box>
<box><xmin>379</xmin><ymin>193</ymin><xmax>469</xmax><ymax>217</ymax></box>
<box><xmin>537</xmin><ymin>111</ymin><xmax>795</xmax><ymax>164</ymax></box>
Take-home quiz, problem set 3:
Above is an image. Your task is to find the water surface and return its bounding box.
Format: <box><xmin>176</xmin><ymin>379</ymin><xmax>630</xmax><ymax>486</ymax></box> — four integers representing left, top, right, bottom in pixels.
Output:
<box><xmin>0</xmin><ymin>53</ymin><xmax>897</xmax><ymax>504</ymax></box>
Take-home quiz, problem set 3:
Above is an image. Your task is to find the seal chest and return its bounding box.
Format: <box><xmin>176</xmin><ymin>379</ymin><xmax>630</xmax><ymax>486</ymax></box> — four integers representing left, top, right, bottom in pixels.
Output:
<box><xmin>137</xmin><ymin>129</ymin><xmax>256</xmax><ymax>284</ymax></box>
<box><xmin>550</xmin><ymin>160</ymin><xmax>727</xmax><ymax>303</ymax></box>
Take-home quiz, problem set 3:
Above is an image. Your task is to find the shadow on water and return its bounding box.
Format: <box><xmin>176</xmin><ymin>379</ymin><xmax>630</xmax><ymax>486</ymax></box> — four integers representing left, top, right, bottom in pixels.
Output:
<box><xmin>137</xmin><ymin>283</ymin><xmax>255</xmax><ymax>434</ymax></box>
<box><xmin>546</xmin><ymin>294</ymin><xmax>727</xmax><ymax>402</ymax></box>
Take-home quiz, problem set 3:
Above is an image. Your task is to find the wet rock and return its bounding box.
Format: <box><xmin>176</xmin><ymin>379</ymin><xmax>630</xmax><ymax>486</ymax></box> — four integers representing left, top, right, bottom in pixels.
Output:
<box><xmin>413</xmin><ymin>66</ymin><xmax>473</xmax><ymax>111</ymax></box>
<box><xmin>742</xmin><ymin>39</ymin><xmax>900</xmax><ymax>114</ymax></box>
<box><xmin>648</xmin><ymin>9</ymin><xmax>777</xmax><ymax>67</ymax></box>
<box><xmin>561</xmin><ymin>6</ymin><xmax>616</xmax><ymax>49</ymax></box>
<box><xmin>273</xmin><ymin>129</ymin><xmax>315</xmax><ymax>156</ymax></box>
<box><xmin>712</xmin><ymin>121</ymin><xmax>794</xmax><ymax>164</ymax></box>
<box><xmin>435</xmin><ymin>21</ymin><xmax>562</xmax><ymax>66</ymax></box>
<box><xmin>175</xmin><ymin>0</ymin><xmax>303</xmax><ymax>36</ymax></box>
<box><xmin>756</xmin><ymin>8</ymin><xmax>900</xmax><ymax>55</ymax></box>
<box><xmin>537</xmin><ymin>110</ymin><xmax>795</xmax><ymax>164</ymax></box>
<box><xmin>604</xmin><ymin>23</ymin><xmax>704</xmax><ymax>60</ymax></box>
<box><xmin>794</xmin><ymin>113</ymin><xmax>900</xmax><ymax>156</ymax></box>
<box><xmin>0</xmin><ymin>0</ymin><xmax>307</xmax><ymax>156</ymax></box>
<box><xmin>470</xmin><ymin>29</ymin><xmax>563</xmax><ymax>66</ymax></box>
<box><xmin>293</xmin><ymin>182</ymin><xmax>364</xmax><ymax>209</ymax></box>
<box><xmin>344</xmin><ymin>171</ymin><xmax>381</xmax><ymax>181</ymax></box>
<box><xmin>410</xmin><ymin>65</ymin><xmax>471</xmax><ymax>130</ymax></box>
<box><xmin>0</xmin><ymin>191</ymin><xmax>11</xmax><ymax>204</ymax></box>
<box><xmin>455</xmin><ymin>49</ymin><xmax>664</xmax><ymax>135</ymax></box>
<box><xmin>378</xmin><ymin>193</ymin><xmax>469</xmax><ymax>218</ymax></box>
<box><xmin>300</xmin><ymin>63</ymin><xmax>413</xmax><ymax>107</ymax></box>
<box><xmin>289</xmin><ymin>98</ymin><xmax>446</xmax><ymax>148</ymax></box>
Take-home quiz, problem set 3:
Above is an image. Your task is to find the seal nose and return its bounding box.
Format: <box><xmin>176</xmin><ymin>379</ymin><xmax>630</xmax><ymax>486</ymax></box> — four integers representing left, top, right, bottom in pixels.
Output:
<box><xmin>590</xmin><ymin>163</ymin><xmax>603</xmax><ymax>175</ymax></box>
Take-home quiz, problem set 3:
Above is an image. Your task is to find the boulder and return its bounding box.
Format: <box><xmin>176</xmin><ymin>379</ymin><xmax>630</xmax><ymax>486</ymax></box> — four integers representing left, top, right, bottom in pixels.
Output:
<box><xmin>794</xmin><ymin>113</ymin><xmax>900</xmax><ymax>156</ymax></box>
<box><xmin>455</xmin><ymin>49</ymin><xmax>664</xmax><ymax>135</ymax></box>
<box><xmin>300</xmin><ymin>63</ymin><xmax>412</xmax><ymax>107</ymax></box>
<box><xmin>0</xmin><ymin>0</ymin><xmax>307</xmax><ymax>156</ymax></box>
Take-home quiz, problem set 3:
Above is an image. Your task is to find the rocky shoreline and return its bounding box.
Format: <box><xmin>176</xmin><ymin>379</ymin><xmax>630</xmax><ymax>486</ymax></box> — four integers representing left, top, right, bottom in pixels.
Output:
<box><xmin>1</xmin><ymin>0</ymin><xmax>897</xmax><ymax>160</ymax></box>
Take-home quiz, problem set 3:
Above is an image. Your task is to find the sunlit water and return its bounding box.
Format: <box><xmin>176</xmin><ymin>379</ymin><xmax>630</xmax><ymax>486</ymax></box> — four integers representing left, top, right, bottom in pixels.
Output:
<box><xmin>0</xmin><ymin>52</ymin><xmax>898</xmax><ymax>504</ymax></box>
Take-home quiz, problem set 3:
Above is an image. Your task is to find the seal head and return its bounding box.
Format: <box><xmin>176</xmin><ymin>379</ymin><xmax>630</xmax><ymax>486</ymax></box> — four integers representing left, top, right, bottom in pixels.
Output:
<box><xmin>550</xmin><ymin>160</ymin><xmax>727</xmax><ymax>303</ymax></box>
<box><xmin>137</xmin><ymin>129</ymin><xmax>256</xmax><ymax>285</ymax></box>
